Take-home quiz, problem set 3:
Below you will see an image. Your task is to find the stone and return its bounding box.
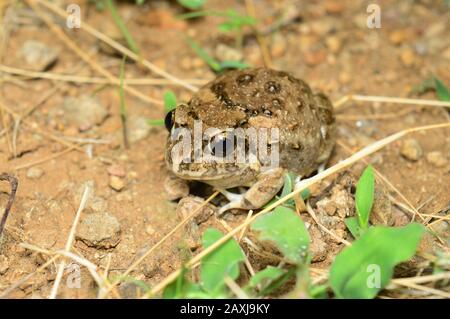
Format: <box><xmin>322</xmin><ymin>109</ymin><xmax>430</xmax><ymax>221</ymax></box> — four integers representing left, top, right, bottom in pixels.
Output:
<box><xmin>164</xmin><ymin>175</ymin><xmax>189</xmax><ymax>201</ymax></box>
<box><xmin>426</xmin><ymin>151</ymin><xmax>447</xmax><ymax>168</ymax></box>
<box><xmin>62</xmin><ymin>95</ymin><xmax>109</xmax><ymax>131</ymax></box>
<box><xmin>107</xmin><ymin>164</ymin><xmax>126</xmax><ymax>178</ymax></box>
<box><xmin>370</xmin><ymin>183</ymin><xmax>394</xmax><ymax>226</ymax></box>
<box><xmin>325</xmin><ymin>35</ymin><xmax>342</xmax><ymax>54</ymax></box>
<box><xmin>400</xmin><ymin>48</ymin><xmax>416</xmax><ymax>67</ymax></box>
<box><xmin>389</xmin><ymin>29</ymin><xmax>411</xmax><ymax>45</ymax></box>
<box><xmin>0</xmin><ymin>255</ymin><xmax>9</xmax><ymax>275</ymax></box>
<box><xmin>109</xmin><ymin>176</ymin><xmax>126</xmax><ymax>192</ymax></box>
<box><xmin>215</xmin><ymin>43</ymin><xmax>243</xmax><ymax>62</ymax></box>
<box><xmin>20</xmin><ymin>40</ymin><xmax>59</xmax><ymax>71</ymax></box>
<box><xmin>309</xmin><ymin>227</ymin><xmax>328</xmax><ymax>262</ymax></box>
<box><xmin>76</xmin><ymin>212</ymin><xmax>121</xmax><ymax>249</ymax></box>
<box><xmin>304</xmin><ymin>50</ymin><xmax>327</xmax><ymax>66</ymax></box>
<box><xmin>176</xmin><ymin>196</ymin><xmax>217</xmax><ymax>225</ymax></box>
<box><xmin>270</xmin><ymin>33</ymin><xmax>287</xmax><ymax>58</ymax></box>
<box><xmin>26</xmin><ymin>167</ymin><xmax>44</xmax><ymax>179</ymax></box>
<box><xmin>128</xmin><ymin>115</ymin><xmax>151</xmax><ymax>143</ymax></box>
<box><xmin>400</xmin><ymin>138</ymin><xmax>423</xmax><ymax>161</ymax></box>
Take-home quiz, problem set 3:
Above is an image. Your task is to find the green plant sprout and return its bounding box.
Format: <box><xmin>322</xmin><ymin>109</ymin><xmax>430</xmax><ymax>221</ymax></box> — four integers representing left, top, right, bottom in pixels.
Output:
<box><xmin>330</xmin><ymin>224</ymin><xmax>425</xmax><ymax>298</ymax></box>
<box><xmin>185</xmin><ymin>37</ymin><xmax>250</xmax><ymax>73</ymax></box>
<box><xmin>118</xmin><ymin>55</ymin><xmax>128</xmax><ymax>148</ymax></box>
<box><xmin>179</xmin><ymin>9</ymin><xmax>257</xmax><ymax>49</ymax></box>
<box><xmin>160</xmin><ymin>187</ymin><xmax>425</xmax><ymax>299</ymax></box>
<box><xmin>344</xmin><ymin>165</ymin><xmax>374</xmax><ymax>238</ymax></box>
<box><xmin>177</xmin><ymin>0</ymin><xmax>206</xmax><ymax>10</ymax></box>
<box><xmin>413</xmin><ymin>76</ymin><xmax>450</xmax><ymax>101</ymax></box>
<box><xmin>147</xmin><ymin>90</ymin><xmax>178</xmax><ymax>126</ymax></box>
<box><xmin>103</xmin><ymin>0</ymin><xmax>140</xmax><ymax>55</ymax></box>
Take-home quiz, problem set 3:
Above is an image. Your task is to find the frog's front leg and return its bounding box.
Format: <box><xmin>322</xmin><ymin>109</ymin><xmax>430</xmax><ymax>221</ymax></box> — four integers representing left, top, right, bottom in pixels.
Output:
<box><xmin>217</xmin><ymin>168</ymin><xmax>285</xmax><ymax>215</ymax></box>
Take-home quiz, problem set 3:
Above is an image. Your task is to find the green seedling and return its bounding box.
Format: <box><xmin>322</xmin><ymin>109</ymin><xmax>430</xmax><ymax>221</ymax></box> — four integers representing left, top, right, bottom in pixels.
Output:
<box><xmin>163</xmin><ymin>228</ymin><xmax>245</xmax><ymax>298</ymax></box>
<box><xmin>180</xmin><ymin>9</ymin><xmax>256</xmax><ymax>49</ymax></box>
<box><xmin>118</xmin><ymin>56</ymin><xmax>128</xmax><ymax>148</ymax></box>
<box><xmin>413</xmin><ymin>76</ymin><xmax>450</xmax><ymax>101</ymax></box>
<box><xmin>185</xmin><ymin>37</ymin><xmax>250</xmax><ymax>73</ymax></box>
<box><xmin>147</xmin><ymin>90</ymin><xmax>178</xmax><ymax>126</ymax></box>
<box><xmin>177</xmin><ymin>0</ymin><xmax>206</xmax><ymax>10</ymax></box>
<box><xmin>345</xmin><ymin>165</ymin><xmax>374</xmax><ymax>238</ymax></box>
<box><xmin>330</xmin><ymin>223</ymin><xmax>425</xmax><ymax>298</ymax></box>
<box><xmin>104</xmin><ymin>0</ymin><xmax>140</xmax><ymax>55</ymax></box>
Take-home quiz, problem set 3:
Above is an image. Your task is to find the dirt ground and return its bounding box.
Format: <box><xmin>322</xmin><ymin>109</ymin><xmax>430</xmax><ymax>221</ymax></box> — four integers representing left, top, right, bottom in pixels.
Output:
<box><xmin>0</xmin><ymin>0</ymin><xmax>449</xmax><ymax>298</ymax></box>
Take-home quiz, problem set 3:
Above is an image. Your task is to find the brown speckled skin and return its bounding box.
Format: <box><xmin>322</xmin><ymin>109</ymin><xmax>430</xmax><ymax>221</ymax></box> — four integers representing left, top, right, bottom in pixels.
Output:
<box><xmin>165</xmin><ymin>68</ymin><xmax>336</xmax><ymax>188</ymax></box>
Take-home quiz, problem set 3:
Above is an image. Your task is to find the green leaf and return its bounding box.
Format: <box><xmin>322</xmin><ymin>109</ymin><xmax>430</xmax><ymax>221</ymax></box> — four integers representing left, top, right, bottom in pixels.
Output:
<box><xmin>185</xmin><ymin>37</ymin><xmax>221</xmax><ymax>72</ymax></box>
<box><xmin>163</xmin><ymin>269</ymin><xmax>213</xmax><ymax>299</ymax></box>
<box><xmin>330</xmin><ymin>223</ymin><xmax>425</xmax><ymax>299</ymax></box>
<box><xmin>248</xmin><ymin>266</ymin><xmax>286</xmax><ymax>290</ymax></box>
<box><xmin>434</xmin><ymin>77</ymin><xmax>450</xmax><ymax>101</ymax></box>
<box><xmin>177</xmin><ymin>0</ymin><xmax>206</xmax><ymax>10</ymax></box>
<box><xmin>147</xmin><ymin>119</ymin><xmax>164</xmax><ymax>126</ymax></box>
<box><xmin>164</xmin><ymin>91</ymin><xmax>177</xmax><ymax>112</ymax></box>
<box><xmin>219</xmin><ymin>60</ymin><xmax>250</xmax><ymax>70</ymax></box>
<box><xmin>251</xmin><ymin>206</ymin><xmax>310</xmax><ymax>264</ymax></box>
<box><xmin>200</xmin><ymin>228</ymin><xmax>245</xmax><ymax>295</ymax></box>
<box><xmin>114</xmin><ymin>275</ymin><xmax>151</xmax><ymax>294</ymax></box>
<box><xmin>163</xmin><ymin>268</ymin><xmax>186</xmax><ymax>299</ymax></box>
<box><xmin>344</xmin><ymin>216</ymin><xmax>362</xmax><ymax>238</ymax></box>
<box><xmin>104</xmin><ymin>0</ymin><xmax>140</xmax><ymax>55</ymax></box>
<box><xmin>355</xmin><ymin>165</ymin><xmax>375</xmax><ymax>230</ymax></box>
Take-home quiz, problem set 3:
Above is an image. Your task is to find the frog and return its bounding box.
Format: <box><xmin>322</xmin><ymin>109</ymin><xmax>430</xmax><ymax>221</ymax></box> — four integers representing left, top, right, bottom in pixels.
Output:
<box><xmin>164</xmin><ymin>68</ymin><xmax>336</xmax><ymax>215</ymax></box>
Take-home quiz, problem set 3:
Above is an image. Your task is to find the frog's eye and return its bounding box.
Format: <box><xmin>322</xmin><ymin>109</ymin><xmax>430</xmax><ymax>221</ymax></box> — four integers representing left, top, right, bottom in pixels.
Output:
<box><xmin>211</xmin><ymin>136</ymin><xmax>234</xmax><ymax>157</ymax></box>
<box><xmin>164</xmin><ymin>110</ymin><xmax>175</xmax><ymax>132</ymax></box>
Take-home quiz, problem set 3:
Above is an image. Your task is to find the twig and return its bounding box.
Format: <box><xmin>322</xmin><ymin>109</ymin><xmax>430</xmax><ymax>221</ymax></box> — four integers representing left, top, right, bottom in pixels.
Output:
<box><xmin>333</xmin><ymin>94</ymin><xmax>450</xmax><ymax>109</ymax></box>
<box><xmin>305</xmin><ymin>202</ymin><xmax>350</xmax><ymax>246</ymax></box>
<box><xmin>48</xmin><ymin>185</ymin><xmax>90</xmax><ymax>299</ymax></box>
<box><xmin>0</xmin><ymin>173</ymin><xmax>18</xmax><ymax>238</ymax></box>
<box><xmin>224</xmin><ymin>276</ymin><xmax>249</xmax><ymax>299</ymax></box>
<box><xmin>0</xmin><ymin>65</ymin><xmax>209</xmax><ymax>86</ymax></box>
<box><xmin>244</xmin><ymin>0</ymin><xmax>272</xmax><ymax>68</ymax></box>
<box><xmin>31</xmin><ymin>0</ymin><xmax>198</xmax><ymax>92</ymax></box>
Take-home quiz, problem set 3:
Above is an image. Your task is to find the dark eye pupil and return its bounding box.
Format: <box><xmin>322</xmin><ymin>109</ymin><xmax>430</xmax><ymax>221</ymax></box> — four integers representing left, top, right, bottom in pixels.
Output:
<box><xmin>164</xmin><ymin>110</ymin><xmax>175</xmax><ymax>131</ymax></box>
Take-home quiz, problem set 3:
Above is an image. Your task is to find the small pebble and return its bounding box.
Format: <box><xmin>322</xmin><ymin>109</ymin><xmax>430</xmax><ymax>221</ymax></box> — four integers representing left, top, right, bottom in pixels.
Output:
<box><xmin>76</xmin><ymin>212</ymin><xmax>121</xmax><ymax>249</ymax></box>
<box><xmin>164</xmin><ymin>175</ymin><xmax>189</xmax><ymax>201</ymax></box>
<box><xmin>304</xmin><ymin>50</ymin><xmax>327</xmax><ymax>66</ymax></box>
<box><xmin>400</xmin><ymin>48</ymin><xmax>416</xmax><ymax>67</ymax></box>
<box><xmin>389</xmin><ymin>29</ymin><xmax>410</xmax><ymax>45</ymax></box>
<box><xmin>400</xmin><ymin>138</ymin><xmax>423</xmax><ymax>161</ymax></box>
<box><xmin>107</xmin><ymin>164</ymin><xmax>126</xmax><ymax>178</ymax></box>
<box><xmin>26</xmin><ymin>167</ymin><xmax>44</xmax><ymax>179</ymax></box>
<box><xmin>270</xmin><ymin>33</ymin><xmax>287</xmax><ymax>58</ymax></box>
<box><xmin>426</xmin><ymin>151</ymin><xmax>447</xmax><ymax>168</ymax></box>
<box><xmin>20</xmin><ymin>40</ymin><xmax>58</xmax><ymax>71</ymax></box>
<box><xmin>215</xmin><ymin>43</ymin><xmax>243</xmax><ymax>62</ymax></box>
<box><xmin>62</xmin><ymin>95</ymin><xmax>109</xmax><ymax>131</ymax></box>
<box><xmin>324</xmin><ymin>0</ymin><xmax>345</xmax><ymax>14</ymax></box>
<box><xmin>109</xmin><ymin>176</ymin><xmax>126</xmax><ymax>192</ymax></box>
<box><xmin>0</xmin><ymin>255</ymin><xmax>9</xmax><ymax>275</ymax></box>
<box><xmin>325</xmin><ymin>35</ymin><xmax>342</xmax><ymax>54</ymax></box>
<box><xmin>127</xmin><ymin>115</ymin><xmax>151</xmax><ymax>143</ymax></box>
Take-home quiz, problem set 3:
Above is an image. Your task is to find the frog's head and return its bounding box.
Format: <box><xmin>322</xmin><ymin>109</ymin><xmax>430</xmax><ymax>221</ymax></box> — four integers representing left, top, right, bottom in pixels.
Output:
<box><xmin>163</xmin><ymin>103</ymin><xmax>278</xmax><ymax>188</ymax></box>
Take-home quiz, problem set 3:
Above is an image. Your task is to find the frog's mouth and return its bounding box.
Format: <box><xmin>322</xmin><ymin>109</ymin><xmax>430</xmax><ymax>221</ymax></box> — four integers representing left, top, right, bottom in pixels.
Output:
<box><xmin>170</xmin><ymin>162</ymin><xmax>255</xmax><ymax>181</ymax></box>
